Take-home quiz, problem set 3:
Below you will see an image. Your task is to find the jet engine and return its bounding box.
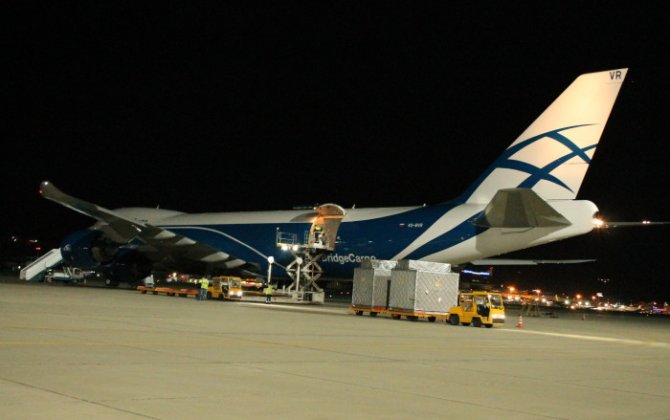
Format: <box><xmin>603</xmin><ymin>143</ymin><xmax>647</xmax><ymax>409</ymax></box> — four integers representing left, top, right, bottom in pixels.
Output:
<box><xmin>60</xmin><ymin>229</ymin><xmax>152</xmax><ymax>286</ymax></box>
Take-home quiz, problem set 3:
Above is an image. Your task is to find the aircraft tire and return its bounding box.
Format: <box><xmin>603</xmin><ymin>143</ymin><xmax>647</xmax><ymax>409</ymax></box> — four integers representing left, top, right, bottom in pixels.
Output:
<box><xmin>104</xmin><ymin>278</ymin><xmax>119</xmax><ymax>287</ymax></box>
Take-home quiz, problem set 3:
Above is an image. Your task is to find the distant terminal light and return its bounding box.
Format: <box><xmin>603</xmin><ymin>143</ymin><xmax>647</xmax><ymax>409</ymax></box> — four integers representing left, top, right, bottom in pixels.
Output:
<box><xmin>462</xmin><ymin>269</ymin><xmax>491</xmax><ymax>277</ymax></box>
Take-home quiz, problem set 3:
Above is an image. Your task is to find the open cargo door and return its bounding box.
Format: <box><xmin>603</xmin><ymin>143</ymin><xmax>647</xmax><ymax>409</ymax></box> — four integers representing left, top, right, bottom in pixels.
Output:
<box><xmin>307</xmin><ymin>203</ymin><xmax>345</xmax><ymax>251</ymax></box>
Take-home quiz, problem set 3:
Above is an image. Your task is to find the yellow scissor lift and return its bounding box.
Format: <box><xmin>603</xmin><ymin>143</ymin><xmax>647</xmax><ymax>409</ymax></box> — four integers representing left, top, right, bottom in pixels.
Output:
<box><xmin>275</xmin><ymin>203</ymin><xmax>346</xmax><ymax>303</ymax></box>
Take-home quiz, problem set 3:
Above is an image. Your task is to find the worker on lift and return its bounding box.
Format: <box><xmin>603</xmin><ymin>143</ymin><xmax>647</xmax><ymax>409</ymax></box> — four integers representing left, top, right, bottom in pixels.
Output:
<box><xmin>314</xmin><ymin>225</ymin><xmax>329</xmax><ymax>247</ymax></box>
<box><xmin>314</xmin><ymin>225</ymin><xmax>323</xmax><ymax>244</ymax></box>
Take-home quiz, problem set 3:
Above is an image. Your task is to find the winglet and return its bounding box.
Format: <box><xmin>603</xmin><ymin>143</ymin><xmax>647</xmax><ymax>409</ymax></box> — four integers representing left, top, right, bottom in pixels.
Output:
<box><xmin>39</xmin><ymin>180</ymin><xmax>104</xmax><ymax>220</ymax></box>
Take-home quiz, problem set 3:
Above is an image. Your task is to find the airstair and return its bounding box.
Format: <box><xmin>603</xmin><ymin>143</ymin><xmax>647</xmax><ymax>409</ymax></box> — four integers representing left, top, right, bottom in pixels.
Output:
<box><xmin>19</xmin><ymin>248</ymin><xmax>63</xmax><ymax>281</ymax></box>
<box><xmin>275</xmin><ymin>203</ymin><xmax>346</xmax><ymax>303</ymax></box>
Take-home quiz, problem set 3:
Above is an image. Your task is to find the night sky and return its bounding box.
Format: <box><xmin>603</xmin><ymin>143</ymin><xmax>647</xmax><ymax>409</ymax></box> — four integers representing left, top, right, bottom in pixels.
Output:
<box><xmin>4</xmin><ymin>3</ymin><xmax>670</xmax><ymax>301</ymax></box>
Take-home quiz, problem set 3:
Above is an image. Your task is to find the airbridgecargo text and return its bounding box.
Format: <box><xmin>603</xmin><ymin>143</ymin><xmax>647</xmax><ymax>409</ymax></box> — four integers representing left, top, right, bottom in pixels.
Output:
<box><xmin>322</xmin><ymin>253</ymin><xmax>377</xmax><ymax>265</ymax></box>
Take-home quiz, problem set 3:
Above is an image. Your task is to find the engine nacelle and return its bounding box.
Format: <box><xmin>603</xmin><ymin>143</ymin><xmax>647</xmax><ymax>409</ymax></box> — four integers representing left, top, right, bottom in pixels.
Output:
<box><xmin>60</xmin><ymin>229</ymin><xmax>152</xmax><ymax>285</ymax></box>
<box><xmin>61</xmin><ymin>229</ymin><xmax>106</xmax><ymax>268</ymax></box>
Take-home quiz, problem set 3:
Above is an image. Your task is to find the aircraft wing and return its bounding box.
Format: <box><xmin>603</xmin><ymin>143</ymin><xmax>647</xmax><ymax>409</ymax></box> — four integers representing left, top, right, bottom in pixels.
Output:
<box><xmin>469</xmin><ymin>259</ymin><xmax>596</xmax><ymax>265</ymax></box>
<box><xmin>596</xmin><ymin>221</ymin><xmax>670</xmax><ymax>228</ymax></box>
<box><xmin>39</xmin><ymin>181</ymin><xmax>258</xmax><ymax>273</ymax></box>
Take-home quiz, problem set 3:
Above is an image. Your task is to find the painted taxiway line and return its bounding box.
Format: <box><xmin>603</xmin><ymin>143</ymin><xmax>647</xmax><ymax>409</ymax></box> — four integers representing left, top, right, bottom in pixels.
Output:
<box><xmin>499</xmin><ymin>327</ymin><xmax>670</xmax><ymax>348</ymax></box>
<box><xmin>237</xmin><ymin>301</ymin><xmax>349</xmax><ymax>315</ymax></box>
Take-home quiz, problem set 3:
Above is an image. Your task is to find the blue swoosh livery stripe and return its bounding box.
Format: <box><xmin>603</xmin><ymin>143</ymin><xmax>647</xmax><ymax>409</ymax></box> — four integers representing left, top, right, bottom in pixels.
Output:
<box><xmin>459</xmin><ymin>124</ymin><xmax>596</xmax><ymax>202</ymax></box>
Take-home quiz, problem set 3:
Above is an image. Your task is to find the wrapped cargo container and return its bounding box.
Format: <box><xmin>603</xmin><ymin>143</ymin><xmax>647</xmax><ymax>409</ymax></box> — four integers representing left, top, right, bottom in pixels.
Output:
<box><xmin>352</xmin><ymin>259</ymin><xmax>459</xmax><ymax>320</ymax></box>
<box><xmin>394</xmin><ymin>259</ymin><xmax>451</xmax><ymax>274</ymax></box>
<box><xmin>351</xmin><ymin>260</ymin><xmax>396</xmax><ymax>308</ymax></box>
<box><xmin>388</xmin><ymin>267</ymin><xmax>459</xmax><ymax>313</ymax></box>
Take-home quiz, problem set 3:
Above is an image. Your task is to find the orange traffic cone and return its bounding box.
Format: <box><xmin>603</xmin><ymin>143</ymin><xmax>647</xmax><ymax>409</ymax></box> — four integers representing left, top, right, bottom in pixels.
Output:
<box><xmin>516</xmin><ymin>315</ymin><xmax>523</xmax><ymax>328</ymax></box>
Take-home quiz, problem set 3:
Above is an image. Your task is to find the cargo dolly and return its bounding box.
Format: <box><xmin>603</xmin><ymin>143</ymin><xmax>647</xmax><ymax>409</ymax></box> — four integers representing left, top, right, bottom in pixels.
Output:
<box><xmin>137</xmin><ymin>286</ymin><xmax>198</xmax><ymax>297</ymax></box>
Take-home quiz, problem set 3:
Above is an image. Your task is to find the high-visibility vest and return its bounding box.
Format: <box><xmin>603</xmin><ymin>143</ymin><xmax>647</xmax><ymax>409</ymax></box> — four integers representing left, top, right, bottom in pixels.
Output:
<box><xmin>264</xmin><ymin>285</ymin><xmax>273</xmax><ymax>295</ymax></box>
<box><xmin>201</xmin><ymin>279</ymin><xmax>209</xmax><ymax>289</ymax></box>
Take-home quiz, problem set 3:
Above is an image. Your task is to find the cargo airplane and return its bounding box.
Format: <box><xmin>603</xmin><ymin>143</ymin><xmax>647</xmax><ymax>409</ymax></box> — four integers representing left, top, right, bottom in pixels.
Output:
<box><xmin>39</xmin><ymin>68</ymin><xmax>628</xmax><ymax>286</ymax></box>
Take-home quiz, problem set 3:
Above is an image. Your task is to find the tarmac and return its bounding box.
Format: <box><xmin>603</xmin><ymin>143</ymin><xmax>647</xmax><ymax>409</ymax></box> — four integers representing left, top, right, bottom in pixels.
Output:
<box><xmin>1</xmin><ymin>275</ymin><xmax>669</xmax><ymax>419</ymax></box>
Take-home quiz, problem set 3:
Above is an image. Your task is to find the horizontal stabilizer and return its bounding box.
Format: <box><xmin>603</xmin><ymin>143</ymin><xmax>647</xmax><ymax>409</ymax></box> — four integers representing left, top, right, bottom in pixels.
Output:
<box><xmin>470</xmin><ymin>259</ymin><xmax>596</xmax><ymax>265</ymax></box>
<box><xmin>596</xmin><ymin>221</ymin><xmax>670</xmax><ymax>228</ymax></box>
<box><xmin>472</xmin><ymin>188</ymin><xmax>571</xmax><ymax>228</ymax></box>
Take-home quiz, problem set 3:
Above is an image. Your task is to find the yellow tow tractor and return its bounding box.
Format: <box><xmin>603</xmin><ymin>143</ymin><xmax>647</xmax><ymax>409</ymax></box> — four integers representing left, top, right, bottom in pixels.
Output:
<box><xmin>208</xmin><ymin>276</ymin><xmax>243</xmax><ymax>301</ymax></box>
<box><xmin>447</xmin><ymin>291</ymin><xmax>505</xmax><ymax>328</ymax></box>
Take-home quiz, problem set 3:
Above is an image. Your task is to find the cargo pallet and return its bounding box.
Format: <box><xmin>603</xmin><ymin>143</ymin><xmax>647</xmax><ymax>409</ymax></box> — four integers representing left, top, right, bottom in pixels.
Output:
<box><xmin>137</xmin><ymin>286</ymin><xmax>199</xmax><ymax>297</ymax></box>
<box><xmin>351</xmin><ymin>305</ymin><xmax>449</xmax><ymax>322</ymax></box>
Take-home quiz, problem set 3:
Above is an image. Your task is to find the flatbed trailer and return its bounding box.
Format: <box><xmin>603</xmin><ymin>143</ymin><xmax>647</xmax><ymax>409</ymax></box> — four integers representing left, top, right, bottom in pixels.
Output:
<box><xmin>351</xmin><ymin>305</ymin><xmax>449</xmax><ymax>322</ymax></box>
<box><xmin>137</xmin><ymin>286</ymin><xmax>199</xmax><ymax>297</ymax></box>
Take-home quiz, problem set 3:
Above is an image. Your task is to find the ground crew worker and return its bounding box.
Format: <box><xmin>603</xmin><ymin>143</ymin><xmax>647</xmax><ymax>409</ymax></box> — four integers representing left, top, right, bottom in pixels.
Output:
<box><xmin>264</xmin><ymin>283</ymin><xmax>273</xmax><ymax>304</ymax></box>
<box><xmin>199</xmin><ymin>276</ymin><xmax>210</xmax><ymax>301</ymax></box>
<box><xmin>484</xmin><ymin>297</ymin><xmax>491</xmax><ymax>319</ymax></box>
<box><xmin>195</xmin><ymin>278</ymin><xmax>202</xmax><ymax>300</ymax></box>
